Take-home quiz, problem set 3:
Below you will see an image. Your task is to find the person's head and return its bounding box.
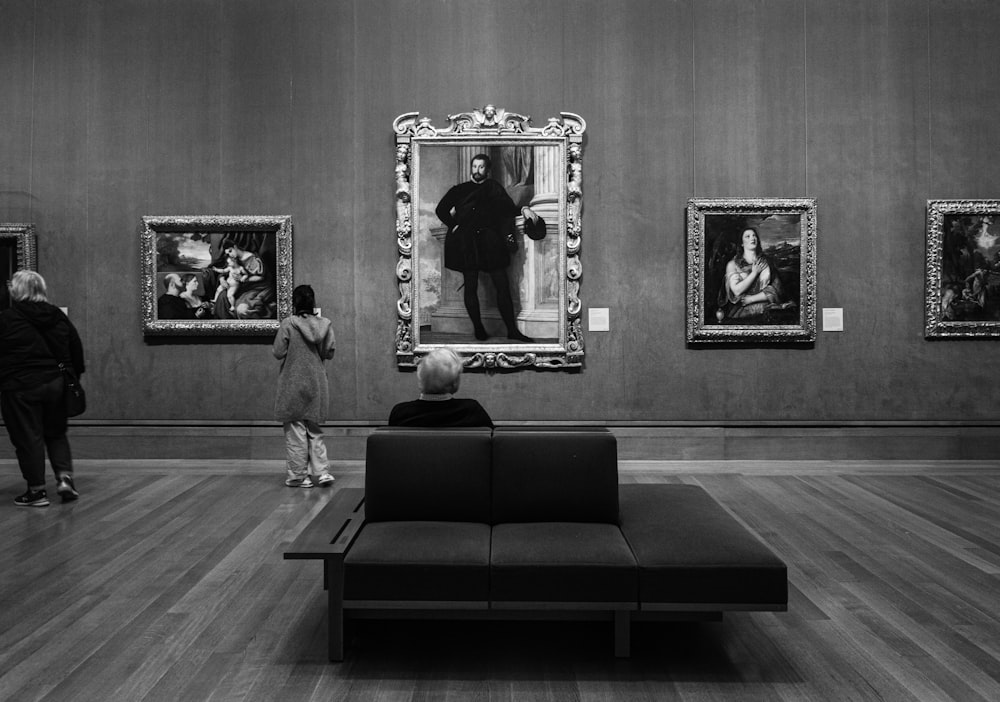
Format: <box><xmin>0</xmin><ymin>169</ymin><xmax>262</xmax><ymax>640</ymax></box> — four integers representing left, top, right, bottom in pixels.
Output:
<box><xmin>180</xmin><ymin>273</ymin><xmax>198</xmax><ymax>292</ymax></box>
<box><xmin>8</xmin><ymin>270</ymin><xmax>48</xmax><ymax>303</ymax></box>
<box><xmin>739</xmin><ymin>227</ymin><xmax>764</xmax><ymax>257</ymax></box>
<box><xmin>162</xmin><ymin>273</ymin><xmax>183</xmax><ymax>295</ymax></box>
<box><xmin>417</xmin><ymin>347</ymin><xmax>464</xmax><ymax>395</ymax></box>
<box><xmin>470</xmin><ymin>154</ymin><xmax>491</xmax><ymax>183</ymax></box>
<box><xmin>221</xmin><ymin>239</ymin><xmax>241</xmax><ymax>257</ymax></box>
<box><xmin>293</xmin><ymin>284</ymin><xmax>316</xmax><ymax>315</ymax></box>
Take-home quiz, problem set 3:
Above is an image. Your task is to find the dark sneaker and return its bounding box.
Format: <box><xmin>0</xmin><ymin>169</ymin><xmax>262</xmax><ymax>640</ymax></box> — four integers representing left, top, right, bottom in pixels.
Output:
<box><xmin>57</xmin><ymin>475</ymin><xmax>79</xmax><ymax>502</ymax></box>
<box><xmin>15</xmin><ymin>489</ymin><xmax>50</xmax><ymax>507</ymax></box>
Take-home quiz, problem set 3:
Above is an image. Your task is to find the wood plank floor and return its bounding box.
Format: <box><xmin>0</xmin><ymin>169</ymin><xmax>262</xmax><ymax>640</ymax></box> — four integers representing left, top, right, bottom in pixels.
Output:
<box><xmin>1</xmin><ymin>459</ymin><xmax>999</xmax><ymax>701</ymax></box>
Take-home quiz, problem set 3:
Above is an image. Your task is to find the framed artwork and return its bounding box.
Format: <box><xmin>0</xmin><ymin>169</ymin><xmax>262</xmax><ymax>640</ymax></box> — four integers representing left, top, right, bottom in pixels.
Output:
<box><xmin>687</xmin><ymin>198</ymin><xmax>817</xmax><ymax>343</ymax></box>
<box><xmin>1</xmin><ymin>223</ymin><xmax>37</xmax><ymax>311</ymax></box>
<box><xmin>141</xmin><ymin>215</ymin><xmax>293</xmax><ymax>336</ymax></box>
<box><xmin>925</xmin><ymin>199</ymin><xmax>1000</xmax><ymax>338</ymax></box>
<box><xmin>393</xmin><ymin>105</ymin><xmax>586</xmax><ymax>370</ymax></box>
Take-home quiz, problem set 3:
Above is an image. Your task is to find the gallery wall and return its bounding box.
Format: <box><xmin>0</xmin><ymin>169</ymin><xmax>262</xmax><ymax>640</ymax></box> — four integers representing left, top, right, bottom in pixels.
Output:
<box><xmin>1</xmin><ymin>0</ymin><xmax>998</xmax><ymax>450</ymax></box>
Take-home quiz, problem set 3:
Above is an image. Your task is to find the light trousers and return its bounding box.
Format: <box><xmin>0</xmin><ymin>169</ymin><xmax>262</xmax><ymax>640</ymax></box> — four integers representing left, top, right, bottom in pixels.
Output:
<box><xmin>283</xmin><ymin>420</ymin><xmax>329</xmax><ymax>479</ymax></box>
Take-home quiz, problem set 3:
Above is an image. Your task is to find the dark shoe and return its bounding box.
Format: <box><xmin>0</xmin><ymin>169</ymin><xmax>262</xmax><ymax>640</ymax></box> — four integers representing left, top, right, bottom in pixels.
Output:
<box><xmin>57</xmin><ymin>475</ymin><xmax>79</xmax><ymax>502</ymax></box>
<box><xmin>15</xmin><ymin>489</ymin><xmax>49</xmax><ymax>507</ymax></box>
<box><xmin>474</xmin><ymin>325</ymin><xmax>489</xmax><ymax>341</ymax></box>
<box><xmin>507</xmin><ymin>330</ymin><xmax>535</xmax><ymax>343</ymax></box>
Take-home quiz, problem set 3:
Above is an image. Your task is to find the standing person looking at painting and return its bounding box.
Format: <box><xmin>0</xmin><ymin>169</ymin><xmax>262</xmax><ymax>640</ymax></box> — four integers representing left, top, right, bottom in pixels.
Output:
<box><xmin>0</xmin><ymin>271</ymin><xmax>84</xmax><ymax>506</ymax></box>
<box><xmin>435</xmin><ymin>153</ymin><xmax>539</xmax><ymax>342</ymax></box>
<box><xmin>273</xmin><ymin>284</ymin><xmax>336</xmax><ymax>488</ymax></box>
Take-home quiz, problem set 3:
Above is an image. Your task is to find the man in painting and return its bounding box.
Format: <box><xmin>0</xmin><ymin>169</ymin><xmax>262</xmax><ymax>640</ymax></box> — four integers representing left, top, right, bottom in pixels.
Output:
<box><xmin>435</xmin><ymin>153</ymin><xmax>539</xmax><ymax>342</ymax></box>
<box><xmin>157</xmin><ymin>273</ymin><xmax>196</xmax><ymax>320</ymax></box>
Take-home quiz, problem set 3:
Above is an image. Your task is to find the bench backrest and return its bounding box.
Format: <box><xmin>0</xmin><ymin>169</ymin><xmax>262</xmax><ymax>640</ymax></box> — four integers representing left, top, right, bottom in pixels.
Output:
<box><xmin>364</xmin><ymin>428</ymin><xmax>493</xmax><ymax>523</ymax></box>
<box><xmin>491</xmin><ymin>428</ymin><xmax>620</xmax><ymax>525</ymax></box>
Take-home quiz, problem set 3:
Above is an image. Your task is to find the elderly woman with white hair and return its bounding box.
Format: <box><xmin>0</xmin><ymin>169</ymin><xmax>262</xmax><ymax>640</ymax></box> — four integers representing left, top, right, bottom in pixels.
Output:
<box><xmin>0</xmin><ymin>270</ymin><xmax>85</xmax><ymax>507</ymax></box>
<box><xmin>388</xmin><ymin>347</ymin><xmax>493</xmax><ymax>427</ymax></box>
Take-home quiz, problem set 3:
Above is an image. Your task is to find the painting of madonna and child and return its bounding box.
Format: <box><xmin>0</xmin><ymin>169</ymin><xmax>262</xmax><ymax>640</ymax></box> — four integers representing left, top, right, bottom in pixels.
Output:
<box><xmin>688</xmin><ymin>198</ymin><xmax>816</xmax><ymax>343</ymax></box>
<box><xmin>413</xmin><ymin>143</ymin><xmax>565</xmax><ymax>345</ymax></box>
<box><xmin>925</xmin><ymin>201</ymin><xmax>1000</xmax><ymax>338</ymax></box>
<box><xmin>142</xmin><ymin>216</ymin><xmax>291</xmax><ymax>335</ymax></box>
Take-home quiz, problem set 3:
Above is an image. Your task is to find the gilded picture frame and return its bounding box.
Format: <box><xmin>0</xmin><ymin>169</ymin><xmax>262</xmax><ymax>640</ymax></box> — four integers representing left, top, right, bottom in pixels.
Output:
<box><xmin>1</xmin><ymin>223</ymin><xmax>37</xmax><ymax>310</ymax></box>
<box><xmin>393</xmin><ymin>105</ymin><xmax>586</xmax><ymax>370</ymax></box>
<box><xmin>687</xmin><ymin>198</ymin><xmax>817</xmax><ymax>343</ymax></box>
<box><xmin>925</xmin><ymin>199</ymin><xmax>1000</xmax><ymax>338</ymax></box>
<box><xmin>141</xmin><ymin>215</ymin><xmax>293</xmax><ymax>336</ymax></box>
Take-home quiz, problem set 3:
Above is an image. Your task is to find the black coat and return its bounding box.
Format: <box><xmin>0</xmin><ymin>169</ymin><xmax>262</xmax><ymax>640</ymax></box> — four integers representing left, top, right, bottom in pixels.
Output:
<box><xmin>435</xmin><ymin>179</ymin><xmax>520</xmax><ymax>272</ymax></box>
<box><xmin>0</xmin><ymin>301</ymin><xmax>85</xmax><ymax>392</ymax></box>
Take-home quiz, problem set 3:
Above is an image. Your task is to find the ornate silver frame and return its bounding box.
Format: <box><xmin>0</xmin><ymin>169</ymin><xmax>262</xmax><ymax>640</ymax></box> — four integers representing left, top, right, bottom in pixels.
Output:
<box><xmin>393</xmin><ymin>105</ymin><xmax>586</xmax><ymax>370</ymax></box>
<box><xmin>0</xmin><ymin>222</ymin><xmax>37</xmax><ymax>273</ymax></box>
<box><xmin>925</xmin><ymin>199</ymin><xmax>1000</xmax><ymax>338</ymax></box>
<box><xmin>687</xmin><ymin>198</ymin><xmax>817</xmax><ymax>343</ymax></box>
<box><xmin>141</xmin><ymin>215</ymin><xmax>293</xmax><ymax>336</ymax></box>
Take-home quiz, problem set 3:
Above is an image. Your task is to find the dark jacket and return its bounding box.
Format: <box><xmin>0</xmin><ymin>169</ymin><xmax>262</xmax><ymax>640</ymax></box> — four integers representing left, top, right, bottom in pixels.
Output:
<box><xmin>388</xmin><ymin>398</ymin><xmax>494</xmax><ymax>428</ymax></box>
<box><xmin>436</xmin><ymin>179</ymin><xmax>521</xmax><ymax>272</ymax></box>
<box><xmin>0</xmin><ymin>301</ymin><xmax>85</xmax><ymax>392</ymax></box>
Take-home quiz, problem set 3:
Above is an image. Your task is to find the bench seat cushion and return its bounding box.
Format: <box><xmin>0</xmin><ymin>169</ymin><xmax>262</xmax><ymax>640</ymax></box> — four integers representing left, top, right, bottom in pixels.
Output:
<box><xmin>490</xmin><ymin>522</ymin><xmax>637</xmax><ymax>603</ymax></box>
<box><xmin>345</xmin><ymin>521</ymin><xmax>491</xmax><ymax>602</ymax></box>
<box><xmin>618</xmin><ymin>484</ymin><xmax>787</xmax><ymax>608</ymax></box>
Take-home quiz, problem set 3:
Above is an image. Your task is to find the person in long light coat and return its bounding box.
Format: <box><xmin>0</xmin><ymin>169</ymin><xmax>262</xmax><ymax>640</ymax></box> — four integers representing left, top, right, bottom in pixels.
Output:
<box><xmin>273</xmin><ymin>284</ymin><xmax>336</xmax><ymax>488</ymax></box>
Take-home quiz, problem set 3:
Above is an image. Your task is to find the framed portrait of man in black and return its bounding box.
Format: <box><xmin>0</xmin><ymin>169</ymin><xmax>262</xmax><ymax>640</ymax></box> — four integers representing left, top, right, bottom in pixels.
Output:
<box><xmin>925</xmin><ymin>199</ymin><xmax>1000</xmax><ymax>338</ymax></box>
<box><xmin>687</xmin><ymin>198</ymin><xmax>817</xmax><ymax>344</ymax></box>
<box><xmin>393</xmin><ymin>106</ymin><xmax>586</xmax><ymax>370</ymax></box>
<box><xmin>140</xmin><ymin>215</ymin><xmax>293</xmax><ymax>336</ymax></box>
<box><xmin>1</xmin><ymin>223</ymin><xmax>37</xmax><ymax>311</ymax></box>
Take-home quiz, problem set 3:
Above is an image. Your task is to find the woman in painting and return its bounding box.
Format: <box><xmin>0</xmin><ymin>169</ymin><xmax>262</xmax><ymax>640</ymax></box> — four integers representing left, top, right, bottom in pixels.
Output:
<box><xmin>179</xmin><ymin>273</ymin><xmax>210</xmax><ymax>318</ymax></box>
<box><xmin>717</xmin><ymin>227</ymin><xmax>795</xmax><ymax>321</ymax></box>
<box><xmin>212</xmin><ymin>239</ymin><xmax>276</xmax><ymax>320</ymax></box>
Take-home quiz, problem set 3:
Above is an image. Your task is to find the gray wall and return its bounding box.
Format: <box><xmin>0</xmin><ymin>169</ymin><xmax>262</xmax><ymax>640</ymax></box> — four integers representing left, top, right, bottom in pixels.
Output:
<box><xmin>1</xmin><ymin>0</ymin><xmax>997</xmax><ymax>427</ymax></box>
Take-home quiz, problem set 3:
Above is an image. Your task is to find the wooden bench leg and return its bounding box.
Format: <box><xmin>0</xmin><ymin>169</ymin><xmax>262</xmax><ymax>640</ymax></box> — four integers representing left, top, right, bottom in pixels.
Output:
<box><xmin>614</xmin><ymin>610</ymin><xmax>630</xmax><ymax>658</ymax></box>
<box><xmin>325</xmin><ymin>557</ymin><xmax>345</xmax><ymax>662</ymax></box>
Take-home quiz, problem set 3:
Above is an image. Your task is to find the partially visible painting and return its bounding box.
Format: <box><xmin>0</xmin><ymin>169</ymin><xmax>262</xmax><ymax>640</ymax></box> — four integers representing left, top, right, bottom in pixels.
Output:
<box><xmin>394</xmin><ymin>105</ymin><xmax>586</xmax><ymax>370</ymax></box>
<box><xmin>141</xmin><ymin>215</ymin><xmax>292</xmax><ymax>336</ymax></box>
<box><xmin>687</xmin><ymin>198</ymin><xmax>816</xmax><ymax>343</ymax></box>
<box><xmin>1</xmin><ymin>223</ymin><xmax>37</xmax><ymax>310</ymax></box>
<box><xmin>925</xmin><ymin>200</ymin><xmax>1000</xmax><ymax>338</ymax></box>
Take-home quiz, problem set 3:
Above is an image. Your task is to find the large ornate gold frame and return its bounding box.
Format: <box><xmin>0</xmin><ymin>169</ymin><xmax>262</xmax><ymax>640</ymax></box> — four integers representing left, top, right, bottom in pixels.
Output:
<box><xmin>0</xmin><ymin>223</ymin><xmax>37</xmax><ymax>273</ymax></box>
<box><xmin>393</xmin><ymin>105</ymin><xmax>586</xmax><ymax>370</ymax></box>
<box><xmin>687</xmin><ymin>198</ymin><xmax>817</xmax><ymax>343</ymax></box>
<box><xmin>925</xmin><ymin>199</ymin><xmax>1000</xmax><ymax>338</ymax></box>
<box><xmin>141</xmin><ymin>215</ymin><xmax>293</xmax><ymax>336</ymax></box>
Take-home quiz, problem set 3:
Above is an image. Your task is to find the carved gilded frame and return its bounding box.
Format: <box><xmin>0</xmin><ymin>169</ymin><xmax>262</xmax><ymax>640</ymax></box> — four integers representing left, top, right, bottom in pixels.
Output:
<box><xmin>687</xmin><ymin>198</ymin><xmax>817</xmax><ymax>343</ymax></box>
<box><xmin>925</xmin><ymin>199</ymin><xmax>1000</xmax><ymax>338</ymax></box>
<box><xmin>394</xmin><ymin>105</ymin><xmax>586</xmax><ymax>370</ymax></box>
<box><xmin>1</xmin><ymin>223</ymin><xmax>37</xmax><ymax>310</ymax></box>
<box><xmin>141</xmin><ymin>215</ymin><xmax>293</xmax><ymax>336</ymax></box>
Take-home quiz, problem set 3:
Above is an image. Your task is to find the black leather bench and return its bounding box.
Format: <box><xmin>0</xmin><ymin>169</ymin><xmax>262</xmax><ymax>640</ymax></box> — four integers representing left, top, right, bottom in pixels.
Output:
<box><xmin>284</xmin><ymin>428</ymin><xmax>787</xmax><ymax>660</ymax></box>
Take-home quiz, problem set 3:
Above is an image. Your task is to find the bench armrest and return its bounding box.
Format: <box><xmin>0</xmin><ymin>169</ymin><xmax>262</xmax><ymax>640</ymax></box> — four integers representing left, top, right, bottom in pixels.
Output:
<box><xmin>284</xmin><ymin>487</ymin><xmax>366</xmax><ymax>560</ymax></box>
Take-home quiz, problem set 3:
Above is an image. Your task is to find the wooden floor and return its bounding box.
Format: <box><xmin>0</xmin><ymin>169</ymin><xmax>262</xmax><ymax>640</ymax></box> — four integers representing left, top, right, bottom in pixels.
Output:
<box><xmin>1</xmin><ymin>459</ymin><xmax>999</xmax><ymax>701</ymax></box>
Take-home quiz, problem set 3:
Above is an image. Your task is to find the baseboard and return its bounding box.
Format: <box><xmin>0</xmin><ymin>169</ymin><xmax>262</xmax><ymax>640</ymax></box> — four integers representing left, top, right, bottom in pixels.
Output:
<box><xmin>2</xmin><ymin>422</ymin><xmax>995</xmax><ymax>461</ymax></box>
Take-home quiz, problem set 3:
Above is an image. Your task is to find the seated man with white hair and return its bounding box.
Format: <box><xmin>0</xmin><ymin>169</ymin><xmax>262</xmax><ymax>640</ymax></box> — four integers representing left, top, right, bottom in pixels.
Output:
<box><xmin>388</xmin><ymin>347</ymin><xmax>493</xmax><ymax>428</ymax></box>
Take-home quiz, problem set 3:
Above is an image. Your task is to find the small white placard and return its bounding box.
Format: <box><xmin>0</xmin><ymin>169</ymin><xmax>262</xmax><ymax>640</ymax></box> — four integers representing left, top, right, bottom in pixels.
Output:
<box><xmin>588</xmin><ymin>307</ymin><xmax>610</xmax><ymax>332</ymax></box>
<box><xmin>822</xmin><ymin>307</ymin><xmax>843</xmax><ymax>332</ymax></box>
<box><xmin>59</xmin><ymin>307</ymin><xmax>69</xmax><ymax>316</ymax></box>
